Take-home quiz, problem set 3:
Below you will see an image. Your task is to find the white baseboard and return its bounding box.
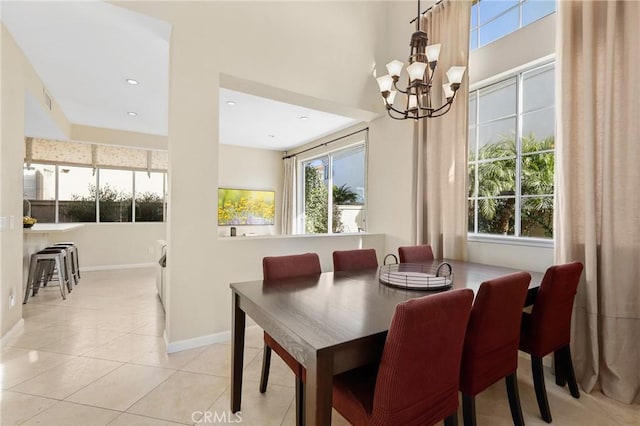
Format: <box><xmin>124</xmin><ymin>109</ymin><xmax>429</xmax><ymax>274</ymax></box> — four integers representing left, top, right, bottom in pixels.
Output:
<box><xmin>163</xmin><ymin>325</ymin><xmax>260</xmax><ymax>354</ymax></box>
<box><xmin>0</xmin><ymin>318</ymin><xmax>24</xmax><ymax>344</ymax></box>
<box><xmin>81</xmin><ymin>262</ymin><xmax>155</xmax><ymax>272</ymax></box>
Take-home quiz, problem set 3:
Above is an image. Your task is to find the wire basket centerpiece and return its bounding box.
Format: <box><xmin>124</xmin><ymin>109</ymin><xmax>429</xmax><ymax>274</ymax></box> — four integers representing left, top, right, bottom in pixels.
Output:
<box><xmin>379</xmin><ymin>262</ymin><xmax>453</xmax><ymax>291</ymax></box>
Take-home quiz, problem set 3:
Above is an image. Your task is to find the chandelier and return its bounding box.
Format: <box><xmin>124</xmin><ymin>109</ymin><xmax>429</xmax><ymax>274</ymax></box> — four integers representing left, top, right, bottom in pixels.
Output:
<box><xmin>376</xmin><ymin>0</ymin><xmax>466</xmax><ymax>120</ymax></box>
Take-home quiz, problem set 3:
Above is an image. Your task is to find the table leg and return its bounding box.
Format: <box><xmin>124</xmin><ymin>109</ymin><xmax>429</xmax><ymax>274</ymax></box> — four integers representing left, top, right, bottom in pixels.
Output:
<box><xmin>231</xmin><ymin>292</ymin><xmax>246</xmax><ymax>413</ymax></box>
<box><xmin>305</xmin><ymin>350</ymin><xmax>333</xmax><ymax>426</ymax></box>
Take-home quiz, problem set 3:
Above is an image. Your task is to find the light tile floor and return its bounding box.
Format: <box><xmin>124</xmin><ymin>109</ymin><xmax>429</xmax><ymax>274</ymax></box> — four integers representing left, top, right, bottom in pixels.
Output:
<box><xmin>1</xmin><ymin>268</ymin><xmax>638</xmax><ymax>425</ymax></box>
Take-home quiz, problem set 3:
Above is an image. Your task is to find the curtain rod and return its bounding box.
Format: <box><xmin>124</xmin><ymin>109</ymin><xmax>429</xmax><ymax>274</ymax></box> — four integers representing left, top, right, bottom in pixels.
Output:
<box><xmin>409</xmin><ymin>0</ymin><xmax>444</xmax><ymax>24</ymax></box>
<box><xmin>282</xmin><ymin>127</ymin><xmax>369</xmax><ymax>160</ymax></box>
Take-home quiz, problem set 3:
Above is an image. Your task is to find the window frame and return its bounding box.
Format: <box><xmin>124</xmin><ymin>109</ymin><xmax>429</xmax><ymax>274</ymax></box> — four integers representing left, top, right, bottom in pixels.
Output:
<box><xmin>468</xmin><ymin>59</ymin><xmax>555</xmax><ymax>244</ymax></box>
<box><xmin>23</xmin><ymin>162</ymin><xmax>167</xmax><ymax>224</ymax></box>
<box><xmin>296</xmin><ymin>140</ymin><xmax>368</xmax><ymax>235</ymax></box>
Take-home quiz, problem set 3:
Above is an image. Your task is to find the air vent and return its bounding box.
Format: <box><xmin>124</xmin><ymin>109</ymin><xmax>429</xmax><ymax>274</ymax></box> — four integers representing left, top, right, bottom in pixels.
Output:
<box><xmin>42</xmin><ymin>88</ymin><xmax>52</xmax><ymax>110</ymax></box>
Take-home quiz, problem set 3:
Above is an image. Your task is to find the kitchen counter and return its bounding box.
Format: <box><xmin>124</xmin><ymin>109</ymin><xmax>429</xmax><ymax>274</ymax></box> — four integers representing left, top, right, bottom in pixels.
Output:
<box><xmin>23</xmin><ymin>223</ymin><xmax>84</xmax><ymax>234</ymax></box>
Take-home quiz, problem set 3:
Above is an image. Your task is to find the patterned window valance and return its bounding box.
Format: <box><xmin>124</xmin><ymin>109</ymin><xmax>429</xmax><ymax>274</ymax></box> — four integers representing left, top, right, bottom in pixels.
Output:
<box><xmin>25</xmin><ymin>138</ymin><xmax>168</xmax><ymax>172</ymax></box>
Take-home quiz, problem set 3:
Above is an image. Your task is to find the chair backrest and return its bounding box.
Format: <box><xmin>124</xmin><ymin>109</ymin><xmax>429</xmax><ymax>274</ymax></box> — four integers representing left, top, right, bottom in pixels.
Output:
<box><xmin>526</xmin><ymin>262</ymin><xmax>584</xmax><ymax>355</ymax></box>
<box><xmin>371</xmin><ymin>289</ymin><xmax>474</xmax><ymax>425</ymax></box>
<box><xmin>398</xmin><ymin>245</ymin><xmax>435</xmax><ymax>263</ymax></box>
<box><xmin>460</xmin><ymin>272</ymin><xmax>531</xmax><ymax>396</ymax></box>
<box><xmin>262</xmin><ymin>253</ymin><xmax>321</xmax><ymax>281</ymax></box>
<box><xmin>332</xmin><ymin>249</ymin><xmax>378</xmax><ymax>272</ymax></box>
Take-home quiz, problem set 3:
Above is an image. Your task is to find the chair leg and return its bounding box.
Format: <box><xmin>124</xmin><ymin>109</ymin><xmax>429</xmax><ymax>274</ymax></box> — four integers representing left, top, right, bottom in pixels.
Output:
<box><xmin>462</xmin><ymin>394</ymin><xmax>476</xmax><ymax>426</ymax></box>
<box><xmin>444</xmin><ymin>411</ymin><xmax>458</xmax><ymax>426</ymax></box>
<box><xmin>558</xmin><ymin>346</ymin><xmax>580</xmax><ymax>399</ymax></box>
<box><xmin>505</xmin><ymin>373</ymin><xmax>525</xmax><ymax>426</ymax></box>
<box><xmin>54</xmin><ymin>257</ymin><xmax>67</xmax><ymax>300</ymax></box>
<box><xmin>23</xmin><ymin>255</ymin><xmax>38</xmax><ymax>304</ymax></box>
<box><xmin>531</xmin><ymin>355</ymin><xmax>552</xmax><ymax>423</ymax></box>
<box><xmin>554</xmin><ymin>349</ymin><xmax>566</xmax><ymax>387</ymax></box>
<box><xmin>259</xmin><ymin>344</ymin><xmax>272</xmax><ymax>393</ymax></box>
<box><xmin>295</xmin><ymin>376</ymin><xmax>304</xmax><ymax>426</ymax></box>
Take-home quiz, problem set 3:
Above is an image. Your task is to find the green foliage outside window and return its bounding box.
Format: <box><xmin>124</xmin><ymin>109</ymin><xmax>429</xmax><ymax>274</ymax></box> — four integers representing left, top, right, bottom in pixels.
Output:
<box><xmin>469</xmin><ymin>135</ymin><xmax>554</xmax><ymax>237</ymax></box>
<box><xmin>304</xmin><ymin>166</ymin><xmax>360</xmax><ymax>234</ymax></box>
<box><xmin>64</xmin><ymin>183</ymin><xmax>163</xmax><ymax>222</ymax></box>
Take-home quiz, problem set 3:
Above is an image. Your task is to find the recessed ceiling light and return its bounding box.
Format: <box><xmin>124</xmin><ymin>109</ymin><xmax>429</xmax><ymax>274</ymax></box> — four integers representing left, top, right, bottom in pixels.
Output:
<box><xmin>127</xmin><ymin>112</ymin><xmax>138</xmax><ymax>117</ymax></box>
<box><xmin>267</xmin><ymin>134</ymin><xmax>276</xmax><ymax>138</ymax></box>
<box><xmin>299</xmin><ymin>116</ymin><xmax>309</xmax><ymax>121</ymax></box>
<box><xmin>126</xmin><ymin>79</ymin><xmax>139</xmax><ymax>85</ymax></box>
<box><xmin>226</xmin><ymin>101</ymin><xmax>237</xmax><ymax>106</ymax></box>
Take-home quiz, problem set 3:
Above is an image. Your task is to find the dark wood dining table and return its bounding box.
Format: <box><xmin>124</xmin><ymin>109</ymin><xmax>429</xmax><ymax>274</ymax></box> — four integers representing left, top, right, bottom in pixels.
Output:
<box><xmin>230</xmin><ymin>259</ymin><xmax>543</xmax><ymax>425</ymax></box>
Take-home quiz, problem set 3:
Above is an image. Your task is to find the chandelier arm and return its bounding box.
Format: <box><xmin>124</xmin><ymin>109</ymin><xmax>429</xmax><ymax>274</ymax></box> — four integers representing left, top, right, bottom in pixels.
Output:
<box><xmin>392</xmin><ymin>81</ymin><xmax>409</xmax><ymax>95</ymax></box>
<box><xmin>429</xmin><ymin>101</ymin><xmax>454</xmax><ymax>118</ymax></box>
<box><xmin>387</xmin><ymin>109</ymin><xmax>409</xmax><ymax>120</ymax></box>
<box><xmin>387</xmin><ymin>104</ymin><xmax>412</xmax><ymax>117</ymax></box>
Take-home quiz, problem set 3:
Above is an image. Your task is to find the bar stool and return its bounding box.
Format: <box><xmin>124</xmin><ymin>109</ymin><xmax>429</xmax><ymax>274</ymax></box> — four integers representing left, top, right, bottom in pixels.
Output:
<box><xmin>53</xmin><ymin>242</ymin><xmax>80</xmax><ymax>284</ymax></box>
<box><xmin>40</xmin><ymin>247</ymin><xmax>73</xmax><ymax>293</ymax></box>
<box><xmin>47</xmin><ymin>245</ymin><xmax>76</xmax><ymax>287</ymax></box>
<box><xmin>23</xmin><ymin>249</ymin><xmax>69</xmax><ymax>303</ymax></box>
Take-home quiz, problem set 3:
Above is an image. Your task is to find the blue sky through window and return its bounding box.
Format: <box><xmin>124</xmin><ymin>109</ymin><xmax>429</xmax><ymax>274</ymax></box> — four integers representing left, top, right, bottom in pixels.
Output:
<box><xmin>470</xmin><ymin>0</ymin><xmax>555</xmax><ymax>50</ymax></box>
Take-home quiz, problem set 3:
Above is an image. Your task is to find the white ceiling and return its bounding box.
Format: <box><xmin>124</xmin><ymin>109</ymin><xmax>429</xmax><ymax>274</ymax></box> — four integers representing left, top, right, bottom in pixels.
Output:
<box><xmin>1</xmin><ymin>1</ymin><xmax>361</xmax><ymax>151</ymax></box>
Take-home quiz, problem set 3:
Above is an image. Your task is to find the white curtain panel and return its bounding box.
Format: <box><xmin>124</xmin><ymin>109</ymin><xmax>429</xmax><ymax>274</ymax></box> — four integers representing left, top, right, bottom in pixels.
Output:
<box><xmin>281</xmin><ymin>156</ymin><xmax>297</xmax><ymax>235</ymax></box>
<box><xmin>417</xmin><ymin>0</ymin><xmax>471</xmax><ymax>259</ymax></box>
<box><xmin>556</xmin><ymin>0</ymin><xmax>640</xmax><ymax>404</ymax></box>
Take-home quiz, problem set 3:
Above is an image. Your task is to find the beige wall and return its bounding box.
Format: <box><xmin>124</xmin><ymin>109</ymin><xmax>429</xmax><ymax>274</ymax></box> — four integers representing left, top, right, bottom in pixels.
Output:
<box><xmin>218</xmin><ymin>144</ymin><xmax>283</xmax><ymax>237</ymax></box>
<box><xmin>1</xmin><ymin>25</ymin><xmax>71</xmax><ymax>337</ymax></box>
<box><xmin>56</xmin><ymin>223</ymin><xmax>166</xmax><ymax>269</ymax></box>
<box><xmin>115</xmin><ymin>1</ymin><xmax>390</xmax><ymax>345</ymax></box>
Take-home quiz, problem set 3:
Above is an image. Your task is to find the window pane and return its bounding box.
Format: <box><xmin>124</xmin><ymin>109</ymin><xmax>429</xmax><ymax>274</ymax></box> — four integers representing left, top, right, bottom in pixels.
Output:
<box><xmin>99</xmin><ymin>169</ymin><xmax>132</xmax><ymax>222</ymax></box>
<box><xmin>478</xmin><ymin>159</ymin><xmax>516</xmax><ymax>196</ymax></box>
<box><xmin>478</xmin><ymin>79</ymin><xmax>516</xmax><ymax>122</ymax></box>
<box><xmin>468</xmin><ymin>164</ymin><xmax>477</xmax><ymax>197</ymax></box>
<box><xmin>468</xmin><ymin>128</ymin><xmax>478</xmax><ymax>161</ymax></box>
<box><xmin>468</xmin><ymin>199</ymin><xmax>476</xmax><ymax>232</ymax></box>
<box><xmin>470</xmin><ymin>29</ymin><xmax>478</xmax><ymax>50</ymax></box>
<box><xmin>522</xmin><ymin>107</ymin><xmax>555</xmax><ymax>141</ymax></box>
<box><xmin>58</xmin><ymin>166</ymin><xmax>96</xmax><ymax>223</ymax></box>
<box><xmin>23</xmin><ymin>164</ymin><xmax>56</xmax><ymax>223</ymax></box>
<box><xmin>522</xmin><ymin>0</ymin><xmax>556</xmax><ymax>26</ymax></box>
<box><xmin>523</xmin><ymin>66</ymin><xmax>554</xmax><ymax>113</ymax></box>
<box><xmin>479</xmin><ymin>7</ymin><xmax>519</xmax><ymax>46</ymax></box>
<box><xmin>469</xmin><ymin>94</ymin><xmax>477</xmax><ymax>125</ymax></box>
<box><xmin>303</xmin><ymin>158</ymin><xmax>329</xmax><ymax>234</ymax></box>
<box><xmin>332</xmin><ymin>146</ymin><xmax>366</xmax><ymax>233</ymax></box>
<box><xmin>135</xmin><ymin>171</ymin><xmax>165</xmax><ymax>222</ymax></box>
<box><xmin>521</xmin><ymin>152</ymin><xmax>554</xmax><ymax>196</ymax></box>
<box><xmin>521</xmin><ymin>196</ymin><xmax>553</xmax><ymax>238</ymax></box>
<box><xmin>478</xmin><ymin>197</ymin><xmax>516</xmax><ymax>235</ymax></box>
<box><xmin>478</xmin><ymin>117</ymin><xmax>516</xmax><ymax>158</ymax></box>
<box><xmin>479</xmin><ymin>1</ymin><xmax>518</xmax><ymax>25</ymax></box>
<box><xmin>471</xmin><ymin>3</ymin><xmax>479</xmax><ymax>28</ymax></box>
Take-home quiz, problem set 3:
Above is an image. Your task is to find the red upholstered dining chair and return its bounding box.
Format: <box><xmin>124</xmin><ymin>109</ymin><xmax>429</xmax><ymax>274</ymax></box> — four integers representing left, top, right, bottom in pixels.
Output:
<box><xmin>332</xmin><ymin>289</ymin><xmax>474</xmax><ymax>426</ymax></box>
<box><xmin>519</xmin><ymin>262</ymin><xmax>584</xmax><ymax>423</ymax></box>
<box><xmin>398</xmin><ymin>244</ymin><xmax>435</xmax><ymax>263</ymax></box>
<box><xmin>332</xmin><ymin>248</ymin><xmax>378</xmax><ymax>272</ymax></box>
<box><xmin>261</xmin><ymin>252</ymin><xmax>321</xmax><ymax>424</ymax></box>
<box><xmin>460</xmin><ymin>272</ymin><xmax>531</xmax><ymax>426</ymax></box>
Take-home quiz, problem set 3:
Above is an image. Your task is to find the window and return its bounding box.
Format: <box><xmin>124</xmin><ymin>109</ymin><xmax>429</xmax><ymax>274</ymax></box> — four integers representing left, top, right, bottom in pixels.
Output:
<box><xmin>23</xmin><ymin>164</ymin><xmax>166</xmax><ymax>223</ymax></box>
<box><xmin>23</xmin><ymin>164</ymin><xmax>56</xmax><ymax>222</ymax></box>
<box><xmin>58</xmin><ymin>166</ymin><xmax>97</xmax><ymax>223</ymax></box>
<box><xmin>470</xmin><ymin>0</ymin><xmax>556</xmax><ymax>50</ymax></box>
<box><xmin>134</xmin><ymin>171</ymin><xmax>166</xmax><ymax>222</ymax></box>
<box><xmin>98</xmin><ymin>169</ymin><xmax>133</xmax><ymax>222</ymax></box>
<box><xmin>468</xmin><ymin>62</ymin><xmax>554</xmax><ymax>239</ymax></box>
<box><xmin>301</xmin><ymin>144</ymin><xmax>366</xmax><ymax>234</ymax></box>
